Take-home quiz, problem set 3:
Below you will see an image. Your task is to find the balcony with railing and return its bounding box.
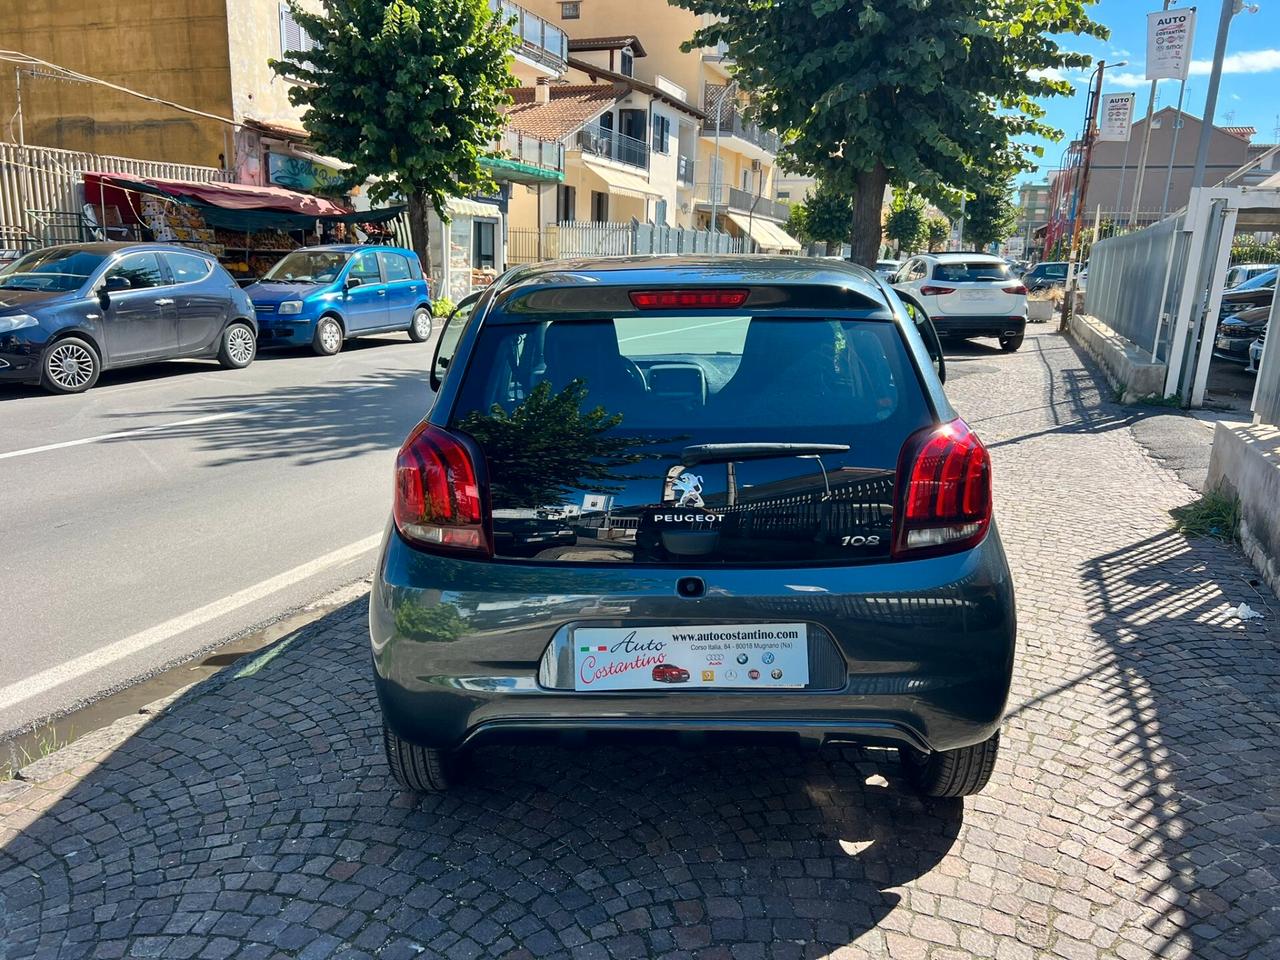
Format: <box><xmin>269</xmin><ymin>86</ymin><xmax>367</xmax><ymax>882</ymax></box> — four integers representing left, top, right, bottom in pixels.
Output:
<box><xmin>576</xmin><ymin>122</ymin><xmax>649</xmax><ymax>170</ymax></box>
<box><xmin>490</xmin><ymin>0</ymin><xmax>567</xmax><ymax>73</ymax></box>
<box><xmin>695</xmin><ymin>183</ymin><xmax>792</xmax><ymax>223</ymax></box>
<box><xmin>498</xmin><ymin>130</ymin><xmax>565</xmax><ymax>174</ymax></box>
<box><xmin>700</xmin><ymin>106</ymin><xmax>780</xmax><ymax>156</ymax></box>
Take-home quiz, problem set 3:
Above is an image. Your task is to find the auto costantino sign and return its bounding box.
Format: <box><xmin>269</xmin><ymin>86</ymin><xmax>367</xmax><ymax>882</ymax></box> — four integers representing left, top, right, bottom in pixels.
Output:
<box><xmin>1146</xmin><ymin>8</ymin><xmax>1197</xmax><ymax>81</ymax></box>
<box><xmin>1098</xmin><ymin>93</ymin><xmax>1136</xmax><ymax>142</ymax></box>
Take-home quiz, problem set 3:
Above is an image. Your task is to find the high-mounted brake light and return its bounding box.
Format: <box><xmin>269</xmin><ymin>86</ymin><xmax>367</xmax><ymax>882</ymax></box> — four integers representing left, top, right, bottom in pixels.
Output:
<box><xmin>918</xmin><ymin>285</ymin><xmax>955</xmax><ymax>297</ymax></box>
<box><xmin>1003</xmin><ymin>284</ymin><xmax>1028</xmax><ymax>295</ymax></box>
<box><xmin>629</xmin><ymin>289</ymin><xmax>750</xmax><ymax>309</ymax></box>
<box><xmin>892</xmin><ymin>418</ymin><xmax>991</xmax><ymax>559</ymax></box>
<box><xmin>393</xmin><ymin>422</ymin><xmax>491</xmax><ymax>556</ymax></box>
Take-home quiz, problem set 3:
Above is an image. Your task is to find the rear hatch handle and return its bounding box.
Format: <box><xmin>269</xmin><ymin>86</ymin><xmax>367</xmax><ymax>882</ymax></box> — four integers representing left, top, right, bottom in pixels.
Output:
<box><xmin>679</xmin><ymin>442</ymin><xmax>850</xmax><ymax>467</ymax></box>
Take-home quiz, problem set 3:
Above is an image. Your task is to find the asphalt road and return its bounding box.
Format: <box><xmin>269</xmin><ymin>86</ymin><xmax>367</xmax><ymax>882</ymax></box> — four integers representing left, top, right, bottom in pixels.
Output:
<box><xmin>0</xmin><ymin>333</ymin><xmax>436</xmax><ymax>737</ymax></box>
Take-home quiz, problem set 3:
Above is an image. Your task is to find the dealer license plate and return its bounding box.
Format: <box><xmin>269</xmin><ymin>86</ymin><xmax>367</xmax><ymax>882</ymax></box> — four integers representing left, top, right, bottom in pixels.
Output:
<box><xmin>572</xmin><ymin>623</ymin><xmax>809</xmax><ymax>691</ymax></box>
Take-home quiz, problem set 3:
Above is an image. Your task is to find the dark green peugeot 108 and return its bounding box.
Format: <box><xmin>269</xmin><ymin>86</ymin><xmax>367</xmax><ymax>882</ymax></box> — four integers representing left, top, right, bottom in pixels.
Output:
<box><xmin>370</xmin><ymin>256</ymin><xmax>1016</xmax><ymax>797</ymax></box>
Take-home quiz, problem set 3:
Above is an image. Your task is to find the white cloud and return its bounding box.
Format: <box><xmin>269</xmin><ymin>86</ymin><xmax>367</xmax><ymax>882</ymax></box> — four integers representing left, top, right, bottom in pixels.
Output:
<box><xmin>1190</xmin><ymin>49</ymin><xmax>1280</xmax><ymax>75</ymax></box>
<box><xmin>1029</xmin><ymin>67</ymin><xmax>1067</xmax><ymax>82</ymax></box>
<box><xmin>1106</xmin><ymin>71</ymin><xmax>1169</xmax><ymax>88</ymax></box>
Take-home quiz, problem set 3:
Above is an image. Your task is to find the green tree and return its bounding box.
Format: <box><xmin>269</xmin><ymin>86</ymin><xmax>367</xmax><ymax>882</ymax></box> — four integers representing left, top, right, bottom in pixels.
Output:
<box><xmin>456</xmin><ymin>380</ymin><xmax>652</xmax><ymax>509</ymax></box>
<box><xmin>272</xmin><ymin>0</ymin><xmax>516</xmax><ymax>274</ymax></box>
<box><xmin>925</xmin><ymin>216</ymin><xmax>951</xmax><ymax>252</ymax></box>
<box><xmin>884</xmin><ymin>190</ymin><xmax>926</xmax><ymax>255</ymax></box>
<box><xmin>672</xmin><ymin>0</ymin><xmax>1105</xmax><ymax>266</ymax></box>
<box><xmin>963</xmin><ymin>177</ymin><xmax>1019</xmax><ymax>250</ymax></box>
<box><xmin>787</xmin><ymin>182</ymin><xmax>855</xmax><ymax>253</ymax></box>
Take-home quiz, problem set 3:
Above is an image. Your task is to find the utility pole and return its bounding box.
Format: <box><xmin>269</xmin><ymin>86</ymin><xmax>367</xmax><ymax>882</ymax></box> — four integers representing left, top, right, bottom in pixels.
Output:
<box><xmin>1191</xmin><ymin>0</ymin><xmax>1259</xmax><ymax>190</ymax></box>
<box><xmin>1130</xmin><ymin>0</ymin><xmax>1174</xmax><ymax>226</ymax></box>
<box><xmin>1160</xmin><ymin>78</ymin><xmax>1189</xmax><ymax>217</ymax></box>
<box><xmin>1059</xmin><ymin>60</ymin><xmax>1109</xmax><ymax>332</ymax></box>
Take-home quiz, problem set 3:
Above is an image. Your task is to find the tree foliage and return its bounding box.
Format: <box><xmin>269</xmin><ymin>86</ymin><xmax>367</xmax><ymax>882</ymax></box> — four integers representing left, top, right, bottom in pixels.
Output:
<box><xmin>787</xmin><ymin>182</ymin><xmax>855</xmax><ymax>249</ymax></box>
<box><xmin>456</xmin><ymin>380</ymin><xmax>652</xmax><ymax>509</ymax></box>
<box><xmin>671</xmin><ymin>0</ymin><xmax>1106</xmax><ymax>265</ymax></box>
<box><xmin>963</xmin><ymin>177</ymin><xmax>1019</xmax><ymax>249</ymax></box>
<box><xmin>925</xmin><ymin>216</ymin><xmax>951</xmax><ymax>252</ymax></box>
<box><xmin>884</xmin><ymin>190</ymin><xmax>926</xmax><ymax>254</ymax></box>
<box><xmin>272</xmin><ymin>0</ymin><xmax>516</xmax><ymax>272</ymax></box>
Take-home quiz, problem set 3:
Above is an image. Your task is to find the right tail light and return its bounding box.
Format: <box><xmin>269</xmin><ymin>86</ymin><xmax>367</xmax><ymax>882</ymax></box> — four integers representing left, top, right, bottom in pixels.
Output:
<box><xmin>393</xmin><ymin>422</ymin><xmax>491</xmax><ymax>556</ymax></box>
<box><xmin>892</xmin><ymin>418</ymin><xmax>992</xmax><ymax>559</ymax></box>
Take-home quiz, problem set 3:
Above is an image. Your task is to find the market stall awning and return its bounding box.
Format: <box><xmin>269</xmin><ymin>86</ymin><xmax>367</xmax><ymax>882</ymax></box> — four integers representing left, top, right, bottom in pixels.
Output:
<box><xmin>89</xmin><ymin>173</ymin><xmax>348</xmax><ymax>217</ymax></box>
<box><xmin>726</xmin><ymin>211</ymin><xmax>800</xmax><ymax>252</ymax></box>
<box><xmin>581</xmin><ymin>159</ymin><xmax>662</xmax><ymax>200</ymax></box>
<box><xmin>445</xmin><ymin>197</ymin><xmax>502</xmax><ymax>218</ymax></box>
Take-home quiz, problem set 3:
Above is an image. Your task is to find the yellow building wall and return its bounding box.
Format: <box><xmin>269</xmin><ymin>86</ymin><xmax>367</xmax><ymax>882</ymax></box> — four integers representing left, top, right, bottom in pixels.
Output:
<box><xmin>1</xmin><ymin>0</ymin><xmax>236</xmax><ymax>166</ymax></box>
<box><xmin>225</xmin><ymin>0</ymin><xmax>321</xmax><ymax>127</ymax></box>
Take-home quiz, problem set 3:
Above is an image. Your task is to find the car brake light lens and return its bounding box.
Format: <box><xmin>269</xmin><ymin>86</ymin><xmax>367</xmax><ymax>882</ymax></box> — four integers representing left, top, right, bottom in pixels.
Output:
<box><xmin>629</xmin><ymin>289</ymin><xmax>750</xmax><ymax>309</ymax></box>
<box><xmin>893</xmin><ymin>418</ymin><xmax>991</xmax><ymax>559</ymax></box>
<box><xmin>918</xmin><ymin>285</ymin><xmax>955</xmax><ymax>296</ymax></box>
<box><xmin>1003</xmin><ymin>284</ymin><xmax>1028</xmax><ymax>295</ymax></box>
<box><xmin>393</xmin><ymin>422</ymin><xmax>490</xmax><ymax>556</ymax></box>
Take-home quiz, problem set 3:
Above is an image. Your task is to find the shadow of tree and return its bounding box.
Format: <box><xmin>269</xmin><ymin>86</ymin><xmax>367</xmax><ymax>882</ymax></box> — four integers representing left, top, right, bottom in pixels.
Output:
<box><xmin>0</xmin><ymin>597</ymin><xmax>962</xmax><ymax>959</ymax></box>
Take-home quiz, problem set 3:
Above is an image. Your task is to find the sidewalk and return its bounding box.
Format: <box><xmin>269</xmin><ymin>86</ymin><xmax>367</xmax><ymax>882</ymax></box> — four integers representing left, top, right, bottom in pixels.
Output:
<box><xmin>2</xmin><ymin>330</ymin><xmax>1277</xmax><ymax>960</ymax></box>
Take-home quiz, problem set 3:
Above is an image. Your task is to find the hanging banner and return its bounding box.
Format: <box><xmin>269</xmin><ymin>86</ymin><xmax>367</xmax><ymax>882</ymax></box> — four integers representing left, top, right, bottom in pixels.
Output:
<box><xmin>1098</xmin><ymin>92</ymin><xmax>1136</xmax><ymax>142</ymax></box>
<box><xmin>1146</xmin><ymin>8</ymin><xmax>1197</xmax><ymax>80</ymax></box>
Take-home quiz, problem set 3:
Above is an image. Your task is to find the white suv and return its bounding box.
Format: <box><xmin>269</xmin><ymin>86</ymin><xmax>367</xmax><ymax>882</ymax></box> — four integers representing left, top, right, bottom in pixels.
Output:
<box><xmin>892</xmin><ymin>253</ymin><xmax>1028</xmax><ymax>352</ymax></box>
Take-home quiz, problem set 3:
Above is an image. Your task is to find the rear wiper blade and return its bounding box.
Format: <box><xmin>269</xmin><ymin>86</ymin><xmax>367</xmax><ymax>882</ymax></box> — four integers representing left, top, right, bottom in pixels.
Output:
<box><xmin>680</xmin><ymin>442</ymin><xmax>850</xmax><ymax>466</ymax></box>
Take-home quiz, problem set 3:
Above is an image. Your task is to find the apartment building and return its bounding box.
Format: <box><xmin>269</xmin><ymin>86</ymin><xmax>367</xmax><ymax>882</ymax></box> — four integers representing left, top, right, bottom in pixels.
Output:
<box><xmin>509</xmin><ymin>0</ymin><xmax>797</xmax><ymax>251</ymax></box>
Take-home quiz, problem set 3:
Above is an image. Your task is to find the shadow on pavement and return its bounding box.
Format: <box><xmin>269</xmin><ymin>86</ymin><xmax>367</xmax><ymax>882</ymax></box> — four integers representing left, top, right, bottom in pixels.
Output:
<box><xmin>97</xmin><ymin>367</ymin><xmax>433</xmax><ymax>467</ymax></box>
<box><xmin>0</xmin><ymin>597</ymin><xmax>962</xmax><ymax>959</ymax></box>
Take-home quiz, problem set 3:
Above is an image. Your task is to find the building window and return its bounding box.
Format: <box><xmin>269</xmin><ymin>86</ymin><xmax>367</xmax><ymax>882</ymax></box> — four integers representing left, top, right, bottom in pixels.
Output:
<box><xmin>777</xmin><ymin>190</ymin><xmax>790</xmax><ymax>199</ymax></box>
<box><xmin>620</xmin><ymin>49</ymin><xmax>634</xmax><ymax>77</ymax></box>
<box><xmin>742</xmin><ymin>169</ymin><xmax>751</xmax><ymax>191</ymax></box>
<box><xmin>279</xmin><ymin>2</ymin><xmax>319</xmax><ymax>55</ymax></box>
<box><xmin>557</xmin><ymin>185</ymin><xmax>577</xmax><ymax>222</ymax></box>
<box><xmin>591</xmin><ymin>190</ymin><xmax>609</xmax><ymax>223</ymax></box>
<box><xmin>473</xmin><ymin>221</ymin><xmax>496</xmax><ymax>269</ymax></box>
<box><xmin>651</xmin><ymin>115</ymin><xmax>670</xmax><ymax>154</ymax></box>
<box><xmin>560</xmin><ymin>1</ymin><xmax>580</xmax><ymax>18</ymax></box>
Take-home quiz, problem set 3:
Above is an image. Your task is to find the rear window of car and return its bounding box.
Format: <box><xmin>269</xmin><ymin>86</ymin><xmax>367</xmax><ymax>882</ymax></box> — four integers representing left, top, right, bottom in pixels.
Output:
<box><xmin>1035</xmin><ymin>263</ymin><xmax>1068</xmax><ymax>279</ymax></box>
<box><xmin>446</xmin><ymin>312</ymin><xmax>933</xmax><ymax>566</ymax></box>
<box><xmin>932</xmin><ymin>262</ymin><xmax>1014</xmax><ymax>282</ymax></box>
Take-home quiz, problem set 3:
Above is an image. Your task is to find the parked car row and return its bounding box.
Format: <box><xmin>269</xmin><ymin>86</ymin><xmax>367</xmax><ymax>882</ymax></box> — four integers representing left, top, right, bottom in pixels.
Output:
<box><xmin>0</xmin><ymin>241</ymin><xmax>432</xmax><ymax>393</ymax></box>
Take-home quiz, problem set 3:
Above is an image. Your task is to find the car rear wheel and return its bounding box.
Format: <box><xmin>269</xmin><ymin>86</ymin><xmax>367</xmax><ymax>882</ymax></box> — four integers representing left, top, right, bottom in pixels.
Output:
<box><xmin>383</xmin><ymin>723</ymin><xmax>457</xmax><ymax>792</ymax></box>
<box><xmin>408</xmin><ymin>307</ymin><xmax>433</xmax><ymax>342</ymax></box>
<box><xmin>313</xmin><ymin>316</ymin><xmax>343</xmax><ymax>356</ymax></box>
<box><xmin>217</xmin><ymin>322</ymin><xmax>256</xmax><ymax>369</ymax></box>
<box><xmin>999</xmin><ymin>333</ymin><xmax>1024</xmax><ymax>353</ymax></box>
<box><xmin>42</xmin><ymin>337</ymin><xmax>100</xmax><ymax>394</ymax></box>
<box><xmin>899</xmin><ymin>731</ymin><xmax>1000</xmax><ymax>798</ymax></box>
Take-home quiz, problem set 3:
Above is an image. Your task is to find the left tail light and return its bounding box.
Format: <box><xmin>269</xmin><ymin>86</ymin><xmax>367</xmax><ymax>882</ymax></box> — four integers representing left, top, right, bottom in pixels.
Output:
<box><xmin>393</xmin><ymin>422</ymin><xmax>491</xmax><ymax>556</ymax></box>
<box><xmin>892</xmin><ymin>418</ymin><xmax>992</xmax><ymax>559</ymax></box>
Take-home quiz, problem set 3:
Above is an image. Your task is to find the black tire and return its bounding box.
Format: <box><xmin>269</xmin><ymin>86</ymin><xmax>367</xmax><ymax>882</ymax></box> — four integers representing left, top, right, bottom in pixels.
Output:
<box><xmin>383</xmin><ymin>723</ymin><xmax>456</xmax><ymax>792</ymax></box>
<box><xmin>900</xmin><ymin>732</ymin><xmax>1000</xmax><ymax>798</ymax></box>
<box><xmin>407</xmin><ymin>306</ymin><xmax>433</xmax><ymax>342</ymax></box>
<box><xmin>999</xmin><ymin>333</ymin><xmax>1025</xmax><ymax>353</ymax></box>
<box><xmin>313</xmin><ymin>316</ymin><xmax>343</xmax><ymax>356</ymax></box>
<box><xmin>41</xmin><ymin>336</ymin><xmax>101</xmax><ymax>394</ymax></box>
<box><xmin>217</xmin><ymin>322</ymin><xmax>256</xmax><ymax>369</ymax></box>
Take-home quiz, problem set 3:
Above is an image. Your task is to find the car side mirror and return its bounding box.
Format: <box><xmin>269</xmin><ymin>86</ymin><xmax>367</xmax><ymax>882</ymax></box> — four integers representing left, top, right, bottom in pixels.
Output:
<box><xmin>899</xmin><ymin>292</ymin><xmax>946</xmax><ymax>384</ymax></box>
<box><xmin>345</xmin><ymin>276</ymin><xmax>362</xmax><ymax>290</ymax></box>
<box><xmin>104</xmin><ymin>275</ymin><xmax>131</xmax><ymax>292</ymax></box>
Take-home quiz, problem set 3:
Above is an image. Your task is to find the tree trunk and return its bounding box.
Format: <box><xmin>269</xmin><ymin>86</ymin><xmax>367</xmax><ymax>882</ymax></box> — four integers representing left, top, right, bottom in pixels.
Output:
<box><xmin>849</xmin><ymin>162</ymin><xmax>888</xmax><ymax>267</ymax></box>
<box><xmin>825</xmin><ymin>240</ymin><xmax>837</xmax><ymax>257</ymax></box>
<box><xmin>406</xmin><ymin>190</ymin><xmax>433</xmax><ymax>281</ymax></box>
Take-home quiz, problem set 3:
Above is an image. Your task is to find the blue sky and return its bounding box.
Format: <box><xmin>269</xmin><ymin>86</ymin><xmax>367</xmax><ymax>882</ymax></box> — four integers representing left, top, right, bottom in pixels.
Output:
<box><xmin>1015</xmin><ymin>0</ymin><xmax>1280</xmax><ymax>186</ymax></box>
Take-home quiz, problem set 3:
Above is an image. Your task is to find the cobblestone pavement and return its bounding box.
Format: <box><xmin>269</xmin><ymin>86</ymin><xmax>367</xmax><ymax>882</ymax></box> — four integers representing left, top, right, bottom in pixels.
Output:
<box><xmin>2</xmin><ymin>329</ymin><xmax>1278</xmax><ymax>960</ymax></box>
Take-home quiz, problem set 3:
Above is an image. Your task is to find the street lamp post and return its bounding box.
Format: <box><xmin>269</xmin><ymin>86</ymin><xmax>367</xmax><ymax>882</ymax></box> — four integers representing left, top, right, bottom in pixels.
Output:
<box><xmin>1190</xmin><ymin>0</ymin><xmax>1260</xmax><ymax>190</ymax></box>
<box><xmin>1059</xmin><ymin>60</ymin><xmax>1124</xmax><ymax>332</ymax></box>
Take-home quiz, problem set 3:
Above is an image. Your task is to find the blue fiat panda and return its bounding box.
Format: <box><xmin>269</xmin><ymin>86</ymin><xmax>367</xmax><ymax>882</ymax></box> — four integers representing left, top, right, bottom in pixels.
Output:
<box><xmin>246</xmin><ymin>244</ymin><xmax>432</xmax><ymax>355</ymax></box>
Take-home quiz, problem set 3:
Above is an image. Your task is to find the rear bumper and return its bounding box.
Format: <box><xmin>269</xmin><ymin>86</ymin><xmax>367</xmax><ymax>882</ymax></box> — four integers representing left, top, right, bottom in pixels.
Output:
<box><xmin>370</xmin><ymin>525</ymin><xmax>1017</xmax><ymax>755</ymax></box>
<box><xmin>933</xmin><ymin>315</ymin><xmax>1027</xmax><ymax>339</ymax></box>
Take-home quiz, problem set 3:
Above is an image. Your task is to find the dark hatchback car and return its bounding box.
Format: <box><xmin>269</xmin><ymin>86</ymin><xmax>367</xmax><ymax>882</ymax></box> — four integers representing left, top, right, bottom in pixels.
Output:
<box><xmin>1022</xmin><ymin>261</ymin><xmax>1069</xmax><ymax>292</ymax></box>
<box><xmin>1215</xmin><ymin>306</ymin><xmax>1269</xmax><ymax>363</ymax></box>
<box><xmin>371</xmin><ymin>257</ymin><xmax>1015</xmax><ymax>798</ymax></box>
<box><xmin>0</xmin><ymin>242</ymin><xmax>257</xmax><ymax>393</ymax></box>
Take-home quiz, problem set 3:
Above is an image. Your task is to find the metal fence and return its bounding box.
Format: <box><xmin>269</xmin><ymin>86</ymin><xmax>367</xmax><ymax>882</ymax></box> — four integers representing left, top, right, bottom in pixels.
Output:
<box><xmin>508</xmin><ymin>220</ymin><xmax>743</xmax><ymax>265</ymax></box>
<box><xmin>0</xmin><ymin>141</ymin><xmax>228</xmax><ymax>243</ymax></box>
<box><xmin>1082</xmin><ymin>213</ymin><xmax>1189</xmax><ymax>361</ymax></box>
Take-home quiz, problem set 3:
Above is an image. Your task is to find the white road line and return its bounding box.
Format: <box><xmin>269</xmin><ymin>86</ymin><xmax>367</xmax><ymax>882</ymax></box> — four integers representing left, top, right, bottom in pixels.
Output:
<box><xmin>0</xmin><ymin>534</ymin><xmax>382</xmax><ymax>711</ymax></box>
<box><xmin>0</xmin><ymin>410</ymin><xmax>255</xmax><ymax>461</ymax></box>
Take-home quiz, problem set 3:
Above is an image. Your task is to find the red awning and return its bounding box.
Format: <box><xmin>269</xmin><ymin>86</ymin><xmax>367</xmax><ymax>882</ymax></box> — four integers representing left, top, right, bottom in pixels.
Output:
<box><xmin>87</xmin><ymin>173</ymin><xmax>348</xmax><ymax>217</ymax></box>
